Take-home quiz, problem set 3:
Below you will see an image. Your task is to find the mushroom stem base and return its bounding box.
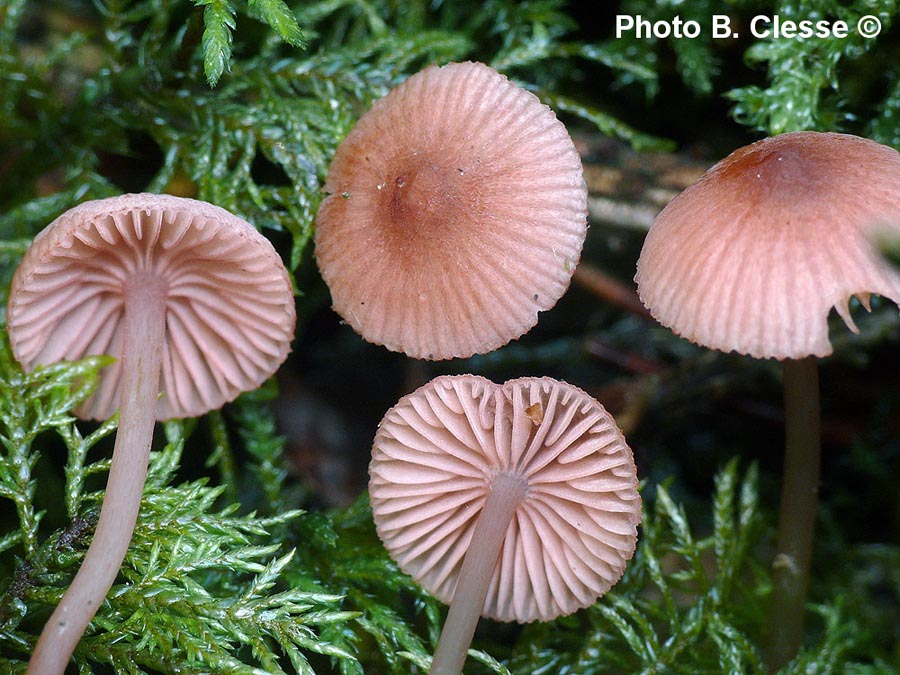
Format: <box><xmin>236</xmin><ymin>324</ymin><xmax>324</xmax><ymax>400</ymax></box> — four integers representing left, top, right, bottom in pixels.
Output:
<box><xmin>430</xmin><ymin>473</ymin><xmax>528</xmax><ymax>675</ymax></box>
<box><xmin>27</xmin><ymin>282</ymin><xmax>166</xmax><ymax>675</ymax></box>
<box><xmin>766</xmin><ymin>356</ymin><xmax>821</xmax><ymax>672</ymax></box>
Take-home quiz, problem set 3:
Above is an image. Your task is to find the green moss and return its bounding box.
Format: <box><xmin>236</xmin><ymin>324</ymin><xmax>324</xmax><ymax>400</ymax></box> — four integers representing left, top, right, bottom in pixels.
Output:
<box><xmin>1</xmin><ymin>1</ymin><xmax>899</xmax><ymax>672</ymax></box>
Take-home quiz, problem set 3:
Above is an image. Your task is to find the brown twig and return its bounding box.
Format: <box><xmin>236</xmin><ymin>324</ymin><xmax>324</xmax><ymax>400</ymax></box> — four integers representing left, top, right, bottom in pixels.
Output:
<box><xmin>573</xmin><ymin>262</ymin><xmax>654</xmax><ymax>320</ymax></box>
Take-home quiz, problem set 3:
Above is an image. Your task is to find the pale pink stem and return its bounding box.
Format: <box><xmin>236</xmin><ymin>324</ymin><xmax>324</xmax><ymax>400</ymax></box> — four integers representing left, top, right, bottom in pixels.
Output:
<box><xmin>27</xmin><ymin>279</ymin><xmax>166</xmax><ymax>674</ymax></box>
<box><xmin>430</xmin><ymin>473</ymin><xmax>528</xmax><ymax>675</ymax></box>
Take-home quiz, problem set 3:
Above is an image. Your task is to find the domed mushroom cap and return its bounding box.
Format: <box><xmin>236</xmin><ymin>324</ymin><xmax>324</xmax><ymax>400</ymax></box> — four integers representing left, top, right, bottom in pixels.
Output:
<box><xmin>7</xmin><ymin>193</ymin><xmax>296</xmax><ymax>420</ymax></box>
<box><xmin>369</xmin><ymin>374</ymin><xmax>641</xmax><ymax>623</ymax></box>
<box><xmin>315</xmin><ymin>61</ymin><xmax>588</xmax><ymax>360</ymax></box>
<box><xmin>635</xmin><ymin>131</ymin><xmax>900</xmax><ymax>360</ymax></box>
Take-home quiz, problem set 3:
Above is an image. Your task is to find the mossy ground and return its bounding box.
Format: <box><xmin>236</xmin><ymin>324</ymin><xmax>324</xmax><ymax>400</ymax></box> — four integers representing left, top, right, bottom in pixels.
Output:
<box><xmin>1</xmin><ymin>1</ymin><xmax>899</xmax><ymax>672</ymax></box>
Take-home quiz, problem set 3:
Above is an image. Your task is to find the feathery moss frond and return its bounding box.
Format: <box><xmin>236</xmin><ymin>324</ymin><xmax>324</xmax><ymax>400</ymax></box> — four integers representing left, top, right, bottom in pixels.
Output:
<box><xmin>511</xmin><ymin>462</ymin><xmax>780</xmax><ymax>674</ymax></box>
<box><xmin>727</xmin><ymin>0</ymin><xmax>899</xmax><ymax>133</ymax></box>
<box><xmin>2</xmin><ymin>2</ymin><xmax>899</xmax><ymax>673</ymax></box>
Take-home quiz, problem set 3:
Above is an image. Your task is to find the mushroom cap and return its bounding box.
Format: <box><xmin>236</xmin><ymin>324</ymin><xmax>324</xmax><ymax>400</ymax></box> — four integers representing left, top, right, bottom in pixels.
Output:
<box><xmin>7</xmin><ymin>193</ymin><xmax>296</xmax><ymax>420</ymax></box>
<box><xmin>635</xmin><ymin>131</ymin><xmax>900</xmax><ymax>360</ymax></box>
<box><xmin>314</xmin><ymin>61</ymin><xmax>588</xmax><ymax>360</ymax></box>
<box><xmin>369</xmin><ymin>374</ymin><xmax>641</xmax><ymax>623</ymax></box>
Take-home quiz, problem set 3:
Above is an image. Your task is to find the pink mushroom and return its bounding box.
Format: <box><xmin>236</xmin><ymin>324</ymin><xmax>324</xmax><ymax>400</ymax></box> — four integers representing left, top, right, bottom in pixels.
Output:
<box><xmin>369</xmin><ymin>374</ymin><xmax>641</xmax><ymax>675</ymax></box>
<box><xmin>634</xmin><ymin>131</ymin><xmax>900</xmax><ymax>668</ymax></box>
<box><xmin>315</xmin><ymin>61</ymin><xmax>588</xmax><ymax>360</ymax></box>
<box><xmin>7</xmin><ymin>193</ymin><xmax>296</xmax><ymax>673</ymax></box>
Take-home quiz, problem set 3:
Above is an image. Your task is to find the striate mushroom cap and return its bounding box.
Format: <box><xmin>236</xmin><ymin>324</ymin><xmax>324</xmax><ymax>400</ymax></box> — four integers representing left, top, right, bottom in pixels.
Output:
<box><xmin>7</xmin><ymin>193</ymin><xmax>296</xmax><ymax>420</ymax></box>
<box><xmin>315</xmin><ymin>61</ymin><xmax>588</xmax><ymax>361</ymax></box>
<box><xmin>369</xmin><ymin>374</ymin><xmax>641</xmax><ymax>623</ymax></box>
<box><xmin>635</xmin><ymin>131</ymin><xmax>900</xmax><ymax>360</ymax></box>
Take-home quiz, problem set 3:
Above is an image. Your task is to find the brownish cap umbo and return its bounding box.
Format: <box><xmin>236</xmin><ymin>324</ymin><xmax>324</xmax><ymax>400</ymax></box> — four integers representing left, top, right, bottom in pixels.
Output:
<box><xmin>315</xmin><ymin>61</ymin><xmax>588</xmax><ymax>360</ymax></box>
<box><xmin>635</xmin><ymin>131</ymin><xmax>900</xmax><ymax>360</ymax></box>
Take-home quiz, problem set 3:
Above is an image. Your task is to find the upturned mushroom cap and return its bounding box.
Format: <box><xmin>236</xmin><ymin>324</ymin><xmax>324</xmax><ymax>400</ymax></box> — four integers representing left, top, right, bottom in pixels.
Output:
<box><xmin>7</xmin><ymin>193</ymin><xmax>296</xmax><ymax>420</ymax></box>
<box><xmin>315</xmin><ymin>61</ymin><xmax>588</xmax><ymax>360</ymax></box>
<box><xmin>369</xmin><ymin>374</ymin><xmax>641</xmax><ymax>623</ymax></box>
<box><xmin>635</xmin><ymin>131</ymin><xmax>900</xmax><ymax>360</ymax></box>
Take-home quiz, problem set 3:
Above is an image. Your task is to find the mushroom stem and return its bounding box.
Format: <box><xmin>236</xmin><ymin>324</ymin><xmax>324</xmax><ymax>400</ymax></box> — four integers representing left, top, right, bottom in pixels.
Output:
<box><xmin>430</xmin><ymin>473</ymin><xmax>529</xmax><ymax>675</ymax></box>
<box><xmin>766</xmin><ymin>356</ymin><xmax>821</xmax><ymax>672</ymax></box>
<box><xmin>27</xmin><ymin>280</ymin><xmax>167</xmax><ymax>674</ymax></box>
